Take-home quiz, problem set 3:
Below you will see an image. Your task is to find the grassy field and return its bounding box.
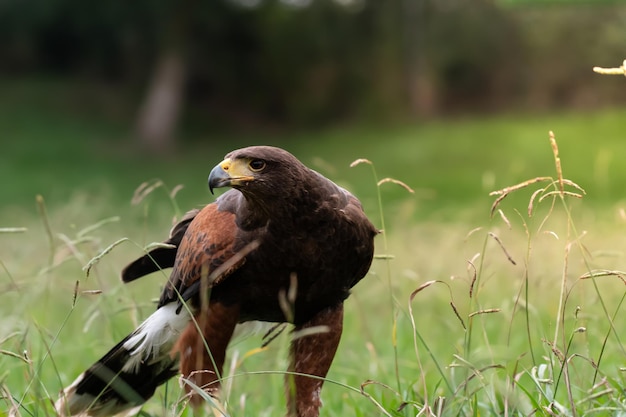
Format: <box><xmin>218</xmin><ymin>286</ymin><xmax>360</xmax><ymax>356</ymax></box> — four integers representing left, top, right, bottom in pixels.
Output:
<box><xmin>2</xmin><ymin>98</ymin><xmax>626</xmax><ymax>416</ymax></box>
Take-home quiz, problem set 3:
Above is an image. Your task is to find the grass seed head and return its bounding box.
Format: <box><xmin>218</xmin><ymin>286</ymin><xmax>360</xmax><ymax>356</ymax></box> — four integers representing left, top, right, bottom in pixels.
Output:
<box><xmin>377</xmin><ymin>177</ymin><xmax>415</xmax><ymax>194</ymax></box>
<box><xmin>549</xmin><ymin>131</ymin><xmax>564</xmax><ymax>194</ymax></box>
<box><xmin>350</xmin><ymin>158</ymin><xmax>372</xmax><ymax>167</ymax></box>
<box><xmin>131</xmin><ymin>180</ymin><xmax>163</xmax><ymax>205</ymax></box>
<box><xmin>488</xmin><ymin>232</ymin><xmax>516</xmax><ymax>265</ymax></box>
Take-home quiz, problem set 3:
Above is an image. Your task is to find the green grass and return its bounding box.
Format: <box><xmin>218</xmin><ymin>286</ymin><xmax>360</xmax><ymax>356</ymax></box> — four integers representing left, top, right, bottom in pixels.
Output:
<box><xmin>2</xmin><ymin>81</ymin><xmax>626</xmax><ymax>415</ymax></box>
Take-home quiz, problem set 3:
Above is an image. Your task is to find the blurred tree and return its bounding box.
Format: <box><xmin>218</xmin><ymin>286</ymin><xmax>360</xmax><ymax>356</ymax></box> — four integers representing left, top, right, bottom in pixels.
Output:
<box><xmin>423</xmin><ymin>0</ymin><xmax>522</xmax><ymax>113</ymax></box>
<box><xmin>0</xmin><ymin>0</ymin><xmax>624</xmax><ymax>145</ymax></box>
<box><xmin>135</xmin><ymin>0</ymin><xmax>192</xmax><ymax>152</ymax></box>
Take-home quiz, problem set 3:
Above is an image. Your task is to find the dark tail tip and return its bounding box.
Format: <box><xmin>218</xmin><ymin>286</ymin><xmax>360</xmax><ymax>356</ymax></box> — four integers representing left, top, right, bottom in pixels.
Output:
<box><xmin>56</xmin><ymin>336</ymin><xmax>178</xmax><ymax>417</ymax></box>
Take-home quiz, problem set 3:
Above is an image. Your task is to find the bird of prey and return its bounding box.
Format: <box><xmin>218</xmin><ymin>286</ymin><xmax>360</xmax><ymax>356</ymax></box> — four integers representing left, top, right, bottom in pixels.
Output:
<box><xmin>56</xmin><ymin>146</ymin><xmax>378</xmax><ymax>417</ymax></box>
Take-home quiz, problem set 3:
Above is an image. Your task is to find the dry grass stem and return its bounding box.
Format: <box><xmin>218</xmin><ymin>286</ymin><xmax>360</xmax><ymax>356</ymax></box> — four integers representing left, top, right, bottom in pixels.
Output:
<box><xmin>550</xmin><ymin>131</ymin><xmax>564</xmax><ymax>194</ymax></box>
<box><xmin>538</xmin><ymin>191</ymin><xmax>583</xmax><ymax>203</ymax></box>
<box><xmin>468</xmin><ymin>253</ymin><xmax>480</xmax><ymax>266</ymax></box>
<box><xmin>590</xmin><ymin>378</ymin><xmax>609</xmax><ymax>391</ymax></box>
<box><xmin>1</xmin><ymin>384</ymin><xmax>23</xmax><ymax>417</ymax></box>
<box><xmin>82</xmin><ymin>237</ymin><xmax>129</xmax><ymax>277</ymax></box>
<box><xmin>592</xmin><ymin>59</ymin><xmax>626</xmax><ymax>76</ymax></box>
<box><xmin>410</xmin><ymin>280</ymin><xmax>439</xmax><ymax>296</ymax></box>
<box><xmin>144</xmin><ymin>242</ymin><xmax>177</xmax><ymax>251</ymax></box>
<box><xmin>56</xmin><ymin>234</ymin><xmax>84</xmax><ymax>264</ymax></box>
<box><xmin>452</xmin><ymin>362</ymin><xmax>506</xmax><ymax>397</ymax></box>
<box><xmin>543</xmin><ymin>339</ymin><xmax>565</xmax><ymax>363</ymax></box>
<box><xmin>0</xmin><ymin>349</ymin><xmax>31</xmax><ymax>363</ymax></box>
<box><xmin>72</xmin><ymin>279</ymin><xmax>79</xmax><ymax>307</ymax></box>
<box><xmin>464</xmin><ymin>227</ymin><xmax>483</xmax><ymax>241</ymax></box>
<box><xmin>170</xmin><ymin>184</ymin><xmax>184</xmax><ymax>199</ymax></box>
<box><xmin>0</xmin><ymin>227</ymin><xmax>28</xmax><ymax>233</ymax></box>
<box><xmin>577</xmin><ymin>388</ymin><xmax>614</xmax><ymax>404</ymax></box>
<box><xmin>543</xmin><ymin>231</ymin><xmax>559</xmax><ymax>240</ymax></box>
<box><xmin>560</xmin><ymin>179</ymin><xmax>586</xmax><ymax>194</ymax></box>
<box><xmin>490</xmin><ymin>193</ymin><xmax>508</xmax><ymax>218</ymax></box>
<box><xmin>36</xmin><ymin>194</ymin><xmax>55</xmax><ymax>266</ymax></box>
<box><xmin>287</xmin><ymin>272</ymin><xmax>298</xmax><ymax>304</ymax></box>
<box><xmin>77</xmin><ymin>217</ymin><xmax>120</xmax><ymax>238</ymax></box>
<box><xmin>528</xmin><ymin>188</ymin><xmax>545</xmax><ymax>217</ymax></box>
<box><xmin>450</xmin><ymin>302</ymin><xmax>466</xmax><ymax>330</ymax></box>
<box><xmin>350</xmin><ymin>158</ymin><xmax>372</xmax><ymax>167</ymax></box>
<box><xmin>497</xmin><ymin>209</ymin><xmax>512</xmax><ymax>229</ymax></box>
<box><xmin>490</xmin><ymin>177</ymin><xmax>552</xmax><ymax>216</ymax></box>
<box><xmin>0</xmin><ymin>332</ymin><xmax>20</xmax><ymax>345</ymax></box>
<box><xmin>359</xmin><ymin>380</ymin><xmax>396</xmax><ymax>417</ymax></box>
<box><xmin>207</xmin><ymin>240</ymin><xmax>260</xmax><ymax>286</ymax></box>
<box><xmin>131</xmin><ymin>180</ymin><xmax>163</xmax><ymax>205</ymax></box>
<box><xmin>81</xmin><ymin>289</ymin><xmax>103</xmax><ymax>295</ymax></box>
<box><xmin>467</xmin><ymin>259</ymin><xmax>478</xmax><ymax>298</ymax></box>
<box><xmin>579</xmin><ymin>270</ymin><xmax>626</xmax><ymax>284</ymax></box>
<box><xmin>543</xmin><ymin>405</ymin><xmax>561</xmax><ymax>416</ymax></box>
<box><xmin>488</xmin><ymin>232</ymin><xmax>517</xmax><ymax>265</ymax></box>
<box><xmin>377</xmin><ymin>178</ymin><xmax>415</xmax><ymax>194</ymax></box>
<box><xmin>491</xmin><ymin>134</ymin><xmax>585</xmax><ymax>218</ymax></box>
<box><xmin>489</xmin><ymin>177</ymin><xmax>552</xmax><ymax>196</ymax></box>
<box><xmin>409</xmin><ymin>280</ymin><xmax>464</xmax><ymax>329</ymax></box>
<box><xmin>291</xmin><ymin>325</ymin><xmax>330</xmax><ymax>341</ymax></box>
<box><xmin>468</xmin><ymin>309</ymin><xmax>501</xmax><ymax>318</ymax></box>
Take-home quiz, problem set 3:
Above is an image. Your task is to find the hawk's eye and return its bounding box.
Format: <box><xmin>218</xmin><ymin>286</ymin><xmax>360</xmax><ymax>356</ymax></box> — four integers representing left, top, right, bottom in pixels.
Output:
<box><xmin>249</xmin><ymin>159</ymin><xmax>266</xmax><ymax>172</ymax></box>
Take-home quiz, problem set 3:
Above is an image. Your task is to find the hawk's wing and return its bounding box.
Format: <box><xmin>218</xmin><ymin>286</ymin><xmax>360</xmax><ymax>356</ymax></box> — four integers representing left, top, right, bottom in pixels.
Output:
<box><xmin>157</xmin><ymin>193</ymin><xmax>260</xmax><ymax>308</ymax></box>
<box><xmin>121</xmin><ymin>209</ymin><xmax>200</xmax><ymax>283</ymax></box>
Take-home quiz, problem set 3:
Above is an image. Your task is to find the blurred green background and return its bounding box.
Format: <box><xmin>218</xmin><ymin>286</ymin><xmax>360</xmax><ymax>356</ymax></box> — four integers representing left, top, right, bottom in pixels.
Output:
<box><xmin>1</xmin><ymin>0</ymin><xmax>625</xmax><ymax>222</ymax></box>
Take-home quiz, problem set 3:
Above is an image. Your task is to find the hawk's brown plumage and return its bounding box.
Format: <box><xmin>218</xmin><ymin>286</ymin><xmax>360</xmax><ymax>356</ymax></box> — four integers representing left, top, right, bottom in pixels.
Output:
<box><xmin>56</xmin><ymin>146</ymin><xmax>377</xmax><ymax>417</ymax></box>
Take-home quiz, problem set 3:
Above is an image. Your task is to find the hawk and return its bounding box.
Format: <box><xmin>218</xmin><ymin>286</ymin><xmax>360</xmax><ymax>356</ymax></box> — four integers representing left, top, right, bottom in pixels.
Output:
<box><xmin>56</xmin><ymin>146</ymin><xmax>378</xmax><ymax>417</ymax></box>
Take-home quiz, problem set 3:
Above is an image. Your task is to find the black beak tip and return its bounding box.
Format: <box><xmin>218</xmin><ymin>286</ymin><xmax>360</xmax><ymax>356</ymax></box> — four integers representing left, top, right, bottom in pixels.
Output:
<box><xmin>208</xmin><ymin>177</ymin><xmax>215</xmax><ymax>195</ymax></box>
<box><xmin>208</xmin><ymin>164</ymin><xmax>229</xmax><ymax>194</ymax></box>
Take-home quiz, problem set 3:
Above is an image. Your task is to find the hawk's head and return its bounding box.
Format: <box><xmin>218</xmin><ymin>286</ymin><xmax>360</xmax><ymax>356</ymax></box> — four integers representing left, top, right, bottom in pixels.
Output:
<box><xmin>208</xmin><ymin>146</ymin><xmax>305</xmax><ymax>198</ymax></box>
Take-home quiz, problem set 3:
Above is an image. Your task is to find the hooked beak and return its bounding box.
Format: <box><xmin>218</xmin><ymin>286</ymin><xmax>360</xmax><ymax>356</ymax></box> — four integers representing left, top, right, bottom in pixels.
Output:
<box><xmin>208</xmin><ymin>158</ymin><xmax>255</xmax><ymax>194</ymax></box>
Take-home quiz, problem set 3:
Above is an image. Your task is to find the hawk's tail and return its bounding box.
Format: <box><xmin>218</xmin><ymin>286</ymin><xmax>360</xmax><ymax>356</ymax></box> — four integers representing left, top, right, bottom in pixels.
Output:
<box><xmin>55</xmin><ymin>304</ymin><xmax>191</xmax><ymax>417</ymax></box>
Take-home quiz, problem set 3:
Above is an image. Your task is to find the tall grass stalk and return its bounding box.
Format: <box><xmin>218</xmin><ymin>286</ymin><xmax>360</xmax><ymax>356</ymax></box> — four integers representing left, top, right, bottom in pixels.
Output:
<box><xmin>351</xmin><ymin>158</ymin><xmax>414</xmax><ymax>401</ymax></box>
<box><xmin>486</xmin><ymin>131</ymin><xmax>626</xmax><ymax>415</ymax></box>
<box><xmin>36</xmin><ymin>194</ymin><xmax>55</xmax><ymax>268</ymax></box>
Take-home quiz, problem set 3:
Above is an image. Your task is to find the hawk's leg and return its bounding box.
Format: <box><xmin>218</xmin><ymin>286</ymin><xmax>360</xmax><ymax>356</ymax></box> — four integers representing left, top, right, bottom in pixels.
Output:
<box><xmin>175</xmin><ymin>301</ymin><xmax>240</xmax><ymax>408</ymax></box>
<box><xmin>286</xmin><ymin>303</ymin><xmax>344</xmax><ymax>417</ymax></box>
